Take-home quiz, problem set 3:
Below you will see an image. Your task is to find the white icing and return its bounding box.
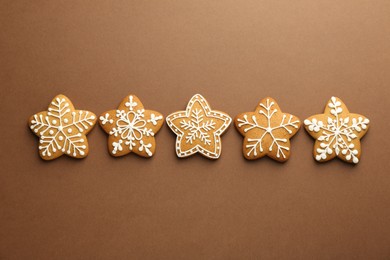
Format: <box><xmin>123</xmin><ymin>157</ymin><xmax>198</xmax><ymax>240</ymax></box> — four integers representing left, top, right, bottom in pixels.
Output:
<box><xmin>100</xmin><ymin>95</ymin><xmax>163</xmax><ymax>157</ymax></box>
<box><xmin>304</xmin><ymin>96</ymin><xmax>369</xmax><ymax>164</ymax></box>
<box><xmin>138</xmin><ymin>140</ymin><xmax>152</xmax><ymax>156</ymax></box>
<box><xmin>165</xmin><ymin>94</ymin><xmax>232</xmax><ymax>159</ymax></box>
<box><xmin>180</xmin><ymin>108</ymin><xmax>216</xmax><ymax>145</ymax></box>
<box><xmin>147</xmin><ymin>113</ymin><xmax>163</xmax><ymax>126</ymax></box>
<box><xmin>112</xmin><ymin>140</ymin><xmax>123</xmax><ymax>155</ymax></box>
<box><xmin>30</xmin><ymin>97</ymin><xmax>95</xmax><ymax>158</ymax></box>
<box><xmin>125</xmin><ymin>95</ymin><xmax>138</xmax><ymax>111</ymax></box>
<box><xmin>99</xmin><ymin>113</ymin><xmax>113</xmax><ymax>125</ymax></box>
<box><xmin>237</xmin><ymin>98</ymin><xmax>299</xmax><ymax>159</ymax></box>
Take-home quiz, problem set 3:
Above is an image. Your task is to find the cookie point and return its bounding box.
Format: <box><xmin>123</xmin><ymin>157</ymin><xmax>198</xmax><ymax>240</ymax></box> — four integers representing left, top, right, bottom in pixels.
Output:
<box><xmin>191</xmin><ymin>93</ymin><xmax>205</xmax><ymax>101</ymax></box>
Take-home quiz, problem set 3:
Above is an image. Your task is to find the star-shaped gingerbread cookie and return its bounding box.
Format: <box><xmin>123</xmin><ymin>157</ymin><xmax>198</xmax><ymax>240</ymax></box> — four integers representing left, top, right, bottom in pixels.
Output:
<box><xmin>304</xmin><ymin>96</ymin><xmax>370</xmax><ymax>164</ymax></box>
<box><xmin>166</xmin><ymin>94</ymin><xmax>232</xmax><ymax>159</ymax></box>
<box><xmin>235</xmin><ymin>97</ymin><xmax>301</xmax><ymax>161</ymax></box>
<box><xmin>99</xmin><ymin>95</ymin><xmax>164</xmax><ymax>157</ymax></box>
<box><xmin>29</xmin><ymin>94</ymin><xmax>97</xmax><ymax>160</ymax></box>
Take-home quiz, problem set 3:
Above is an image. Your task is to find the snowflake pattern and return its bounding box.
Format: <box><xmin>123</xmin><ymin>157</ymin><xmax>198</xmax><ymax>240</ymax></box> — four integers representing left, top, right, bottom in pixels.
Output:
<box><xmin>98</xmin><ymin>95</ymin><xmax>164</xmax><ymax>157</ymax></box>
<box><xmin>166</xmin><ymin>94</ymin><xmax>231</xmax><ymax>159</ymax></box>
<box><xmin>235</xmin><ymin>97</ymin><xmax>301</xmax><ymax>161</ymax></box>
<box><xmin>304</xmin><ymin>96</ymin><xmax>369</xmax><ymax>164</ymax></box>
<box><xmin>180</xmin><ymin>108</ymin><xmax>216</xmax><ymax>145</ymax></box>
<box><xmin>29</xmin><ymin>94</ymin><xmax>97</xmax><ymax>160</ymax></box>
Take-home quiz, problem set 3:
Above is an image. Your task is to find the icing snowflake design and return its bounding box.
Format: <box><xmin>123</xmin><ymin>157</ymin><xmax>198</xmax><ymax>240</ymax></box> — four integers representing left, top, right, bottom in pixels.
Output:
<box><xmin>166</xmin><ymin>94</ymin><xmax>231</xmax><ymax>159</ymax></box>
<box><xmin>180</xmin><ymin>108</ymin><xmax>216</xmax><ymax>145</ymax></box>
<box><xmin>98</xmin><ymin>95</ymin><xmax>163</xmax><ymax>157</ymax></box>
<box><xmin>235</xmin><ymin>97</ymin><xmax>301</xmax><ymax>161</ymax></box>
<box><xmin>304</xmin><ymin>96</ymin><xmax>370</xmax><ymax>164</ymax></box>
<box><xmin>29</xmin><ymin>94</ymin><xmax>97</xmax><ymax>160</ymax></box>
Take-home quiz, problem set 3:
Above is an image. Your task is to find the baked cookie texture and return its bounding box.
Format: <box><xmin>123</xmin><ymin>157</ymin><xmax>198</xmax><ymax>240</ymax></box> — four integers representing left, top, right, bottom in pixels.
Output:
<box><xmin>99</xmin><ymin>95</ymin><xmax>164</xmax><ymax>158</ymax></box>
<box><xmin>29</xmin><ymin>94</ymin><xmax>97</xmax><ymax>160</ymax></box>
<box><xmin>235</xmin><ymin>97</ymin><xmax>301</xmax><ymax>162</ymax></box>
<box><xmin>166</xmin><ymin>94</ymin><xmax>231</xmax><ymax>159</ymax></box>
<box><xmin>304</xmin><ymin>96</ymin><xmax>369</xmax><ymax>164</ymax></box>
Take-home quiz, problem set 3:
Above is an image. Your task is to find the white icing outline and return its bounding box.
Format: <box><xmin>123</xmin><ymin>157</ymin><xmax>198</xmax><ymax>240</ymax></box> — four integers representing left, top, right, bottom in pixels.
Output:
<box><xmin>304</xmin><ymin>96</ymin><xmax>369</xmax><ymax>164</ymax></box>
<box><xmin>166</xmin><ymin>94</ymin><xmax>232</xmax><ymax>159</ymax></box>
<box><xmin>237</xmin><ymin>98</ymin><xmax>300</xmax><ymax>159</ymax></box>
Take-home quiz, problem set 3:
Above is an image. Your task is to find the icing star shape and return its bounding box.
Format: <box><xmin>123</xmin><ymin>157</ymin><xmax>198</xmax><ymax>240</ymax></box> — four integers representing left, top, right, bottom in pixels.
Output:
<box><xmin>99</xmin><ymin>95</ymin><xmax>164</xmax><ymax>157</ymax></box>
<box><xmin>166</xmin><ymin>94</ymin><xmax>232</xmax><ymax>159</ymax></box>
<box><xmin>304</xmin><ymin>96</ymin><xmax>370</xmax><ymax>164</ymax></box>
<box><xmin>29</xmin><ymin>94</ymin><xmax>97</xmax><ymax>160</ymax></box>
<box><xmin>235</xmin><ymin>97</ymin><xmax>301</xmax><ymax>161</ymax></box>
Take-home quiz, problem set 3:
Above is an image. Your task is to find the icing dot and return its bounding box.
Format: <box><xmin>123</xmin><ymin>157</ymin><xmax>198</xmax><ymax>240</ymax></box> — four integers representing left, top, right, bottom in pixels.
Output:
<box><xmin>49</xmin><ymin>130</ymin><xmax>54</xmax><ymax>135</ymax></box>
<box><xmin>67</xmin><ymin>128</ymin><xmax>72</xmax><ymax>133</ymax></box>
<box><xmin>58</xmin><ymin>136</ymin><xmax>64</xmax><ymax>141</ymax></box>
<box><xmin>52</xmin><ymin>119</ymin><xmax>57</xmax><ymax>124</ymax></box>
<box><xmin>63</xmin><ymin>118</ymin><xmax>69</xmax><ymax>123</ymax></box>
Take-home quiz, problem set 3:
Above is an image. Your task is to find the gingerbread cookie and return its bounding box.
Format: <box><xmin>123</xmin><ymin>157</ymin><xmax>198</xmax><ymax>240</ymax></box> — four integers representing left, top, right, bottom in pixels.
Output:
<box><xmin>99</xmin><ymin>95</ymin><xmax>164</xmax><ymax>157</ymax></box>
<box><xmin>166</xmin><ymin>94</ymin><xmax>231</xmax><ymax>159</ymax></box>
<box><xmin>304</xmin><ymin>96</ymin><xmax>369</xmax><ymax>164</ymax></box>
<box><xmin>235</xmin><ymin>97</ymin><xmax>301</xmax><ymax>161</ymax></box>
<box><xmin>29</xmin><ymin>94</ymin><xmax>97</xmax><ymax>160</ymax></box>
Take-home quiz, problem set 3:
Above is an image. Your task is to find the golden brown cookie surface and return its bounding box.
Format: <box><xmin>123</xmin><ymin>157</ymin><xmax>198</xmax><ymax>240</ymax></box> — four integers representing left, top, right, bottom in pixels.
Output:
<box><xmin>29</xmin><ymin>94</ymin><xmax>97</xmax><ymax>160</ymax></box>
<box><xmin>99</xmin><ymin>95</ymin><xmax>164</xmax><ymax>157</ymax></box>
<box><xmin>235</xmin><ymin>97</ymin><xmax>301</xmax><ymax>161</ymax></box>
<box><xmin>304</xmin><ymin>96</ymin><xmax>369</xmax><ymax>164</ymax></box>
<box><xmin>166</xmin><ymin>94</ymin><xmax>231</xmax><ymax>159</ymax></box>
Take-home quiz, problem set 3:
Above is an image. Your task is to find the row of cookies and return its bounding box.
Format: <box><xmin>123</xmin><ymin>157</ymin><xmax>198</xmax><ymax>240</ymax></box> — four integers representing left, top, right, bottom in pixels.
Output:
<box><xmin>29</xmin><ymin>94</ymin><xmax>369</xmax><ymax>164</ymax></box>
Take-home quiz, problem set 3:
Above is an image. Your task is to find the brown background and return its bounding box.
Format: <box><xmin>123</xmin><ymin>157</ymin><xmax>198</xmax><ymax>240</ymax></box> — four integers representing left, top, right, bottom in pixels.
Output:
<box><xmin>1</xmin><ymin>0</ymin><xmax>390</xmax><ymax>259</ymax></box>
